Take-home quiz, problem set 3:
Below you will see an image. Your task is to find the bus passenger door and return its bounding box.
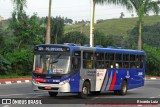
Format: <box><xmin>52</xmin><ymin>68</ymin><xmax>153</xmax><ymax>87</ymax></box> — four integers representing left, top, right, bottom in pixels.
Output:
<box><xmin>70</xmin><ymin>51</ymin><xmax>81</xmax><ymax>92</ymax></box>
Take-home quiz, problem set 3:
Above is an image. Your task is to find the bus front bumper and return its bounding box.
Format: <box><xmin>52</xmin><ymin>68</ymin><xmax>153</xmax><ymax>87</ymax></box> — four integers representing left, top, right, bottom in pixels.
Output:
<box><xmin>32</xmin><ymin>81</ymin><xmax>71</xmax><ymax>92</ymax></box>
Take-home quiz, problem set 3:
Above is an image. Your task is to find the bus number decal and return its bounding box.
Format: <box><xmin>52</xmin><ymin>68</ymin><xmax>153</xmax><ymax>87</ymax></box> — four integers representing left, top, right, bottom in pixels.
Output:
<box><xmin>125</xmin><ymin>70</ymin><xmax>130</xmax><ymax>78</ymax></box>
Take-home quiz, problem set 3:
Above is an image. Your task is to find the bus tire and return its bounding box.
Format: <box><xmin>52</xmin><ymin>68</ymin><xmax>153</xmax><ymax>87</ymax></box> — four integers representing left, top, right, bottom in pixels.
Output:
<box><xmin>78</xmin><ymin>81</ymin><xmax>90</xmax><ymax>99</ymax></box>
<box><xmin>119</xmin><ymin>80</ymin><xmax>127</xmax><ymax>96</ymax></box>
<box><xmin>48</xmin><ymin>92</ymin><xmax>58</xmax><ymax>97</ymax></box>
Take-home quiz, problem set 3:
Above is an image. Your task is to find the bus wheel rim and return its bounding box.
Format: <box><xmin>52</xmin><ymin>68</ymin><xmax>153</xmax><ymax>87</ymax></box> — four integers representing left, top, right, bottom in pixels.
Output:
<box><xmin>123</xmin><ymin>84</ymin><xmax>126</xmax><ymax>93</ymax></box>
<box><xmin>82</xmin><ymin>87</ymin><xmax>88</xmax><ymax>95</ymax></box>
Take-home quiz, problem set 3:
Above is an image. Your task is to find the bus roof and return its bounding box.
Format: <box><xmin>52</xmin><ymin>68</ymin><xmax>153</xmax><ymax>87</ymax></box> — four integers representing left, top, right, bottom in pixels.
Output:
<box><xmin>35</xmin><ymin>44</ymin><xmax>145</xmax><ymax>55</ymax></box>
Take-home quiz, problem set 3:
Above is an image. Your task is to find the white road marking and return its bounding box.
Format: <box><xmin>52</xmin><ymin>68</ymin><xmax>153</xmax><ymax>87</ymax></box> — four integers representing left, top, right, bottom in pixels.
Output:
<box><xmin>3</xmin><ymin>105</ymin><xmax>10</xmax><ymax>107</ymax></box>
<box><xmin>150</xmin><ymin>97</ymin><xmax>155</xmax><ymax>98</ymax></box>
<box><xmin>5</xmin><ymin>82</ymin><xmax>11</xmax><ymax>84</ymax></box>
<box><xmin>137</xmin><ymin>105</ymin><xmax>142</xmax><ymax>106</ymax></box>
<box><xmin>25</xmin><ymin>80</ymin><xmax>30</xmax><ymax>82</ymax></box>
<box><xmin>17</xmin><ymin>81</ymin><xmax>21</xmax><ymax>83</ymax></box>
<box><xmin>150</xmin><ymin>78</ymin><xmax>156</xmax><ymax>80</ymax></box>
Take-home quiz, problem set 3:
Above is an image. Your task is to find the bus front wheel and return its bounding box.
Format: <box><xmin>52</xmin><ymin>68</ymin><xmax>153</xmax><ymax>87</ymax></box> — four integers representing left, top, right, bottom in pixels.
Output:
<box><xmin>78</xmin><ymin>81</ymin><xmax>90</xmax><ymax>99</ymax></box>
<box><xmin>119</xmin><ymin>80</ymin><xmax>127</xmax><ymax>95</ymax></box>
<box><xmin>48</xmin><ymin>92</ymin><xmax>58</xmax><ymax>97</ymax></box>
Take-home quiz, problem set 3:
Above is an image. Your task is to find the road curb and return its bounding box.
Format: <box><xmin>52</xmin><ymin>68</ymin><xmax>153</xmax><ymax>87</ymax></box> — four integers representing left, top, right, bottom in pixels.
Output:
<box><xmin>0</xmin><ymin>78</ymin><xmax>32</xmax><ymax>85</ymax></box>
<box><xmin>145</xmin><ymin>76</ymin><xmax>160</xmax><ymax>80</ymax></box>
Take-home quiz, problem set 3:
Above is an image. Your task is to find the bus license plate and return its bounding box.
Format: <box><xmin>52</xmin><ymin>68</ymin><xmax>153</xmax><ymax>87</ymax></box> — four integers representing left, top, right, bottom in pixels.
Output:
<box><xmin>45</xmin><ymin>86</ymin><xmax>52</xmax><ymax>90</ymax></box>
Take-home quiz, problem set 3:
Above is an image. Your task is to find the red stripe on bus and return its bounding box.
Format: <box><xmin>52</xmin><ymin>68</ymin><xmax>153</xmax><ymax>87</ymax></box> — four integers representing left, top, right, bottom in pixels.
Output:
<box><xmin>109</xmin><ymin>71</ymin><xmax>117</xmax><ymax>90</ymax></box>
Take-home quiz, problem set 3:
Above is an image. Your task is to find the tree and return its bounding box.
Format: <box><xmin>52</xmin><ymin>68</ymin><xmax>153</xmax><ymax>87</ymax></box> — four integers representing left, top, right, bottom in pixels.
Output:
<box><xmin>126</xmin><ymin>0</ymin><xmax>160</xmax><ymax>50</ymax></box>
<box><xmin>12</xmin><ymin>0</ymin><xmax>27</xmax><ymax>21</ymax></box>
<box><xmin>8</xmin><ymin>13</ymin><xmax>44</xmax><ymax>74</ymax></box>
<box><xmin>60</xmin><ymin>31</ymin><xmax>88</xmax><ymax>45</ymax></box>
<box><xmin>0</xmin><ymin>29</ymin><xmax>5</xmax><ymax>50</ymax></box>
<box><xmin>89</xmin><ymin>0</ymin><xmax>133</xmax><ymax>47</ymax></box>
<box><xmin>45</xmin><ymin>0</ymin><xmax>52</xmax><ymax>44</ymax></box>
<box><xmin>120</xmin><ymin>12</ymin><xmax>125</xmax><ymax>18</ymax></box>
<box><xmin>0</xmin><ymin>54</ymin><xmax>11</xmax><ymax>75</ymax></box>
<box><xmin>129</xmin><ymin>22</ymin><xmax>160</xmax><ymax>47</ymax></box>
<box><xmin>50</xmin><ymin>17</ymin><xmax>64</xmax><ymax>44</ymax></box>
<box><xmin>94</xmin><ymin>30</ymin><xmax>110</xmax><ymax>47</ymax></box>
<box><xmin>64</xmin><ymin>17</ymin><xmax>73</xmax><ymax>24</ymax></box>
<box><xmin>10</xmin><ymin>13</ymin><xmax>45</xmax><ymax>49</ymax></box>
<box><xmin>143</xmin><ymin>44</ymin><xmax>160</xmax><ymax>76</ymax></box>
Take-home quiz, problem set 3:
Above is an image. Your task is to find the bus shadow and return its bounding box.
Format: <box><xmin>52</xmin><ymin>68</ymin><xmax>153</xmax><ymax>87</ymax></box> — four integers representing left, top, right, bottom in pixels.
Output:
<box><xmin>36</xmin><ymin>91</ymin><xmax>138</xmax><ymax>99</ymax></box>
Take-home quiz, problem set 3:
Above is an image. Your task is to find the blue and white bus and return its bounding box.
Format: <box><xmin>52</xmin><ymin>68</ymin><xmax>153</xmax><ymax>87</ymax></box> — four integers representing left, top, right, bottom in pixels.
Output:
<box><xmin>32</xmin><ymin>43</ymin><xmax>146</xmax><ymax>98</ymax></box>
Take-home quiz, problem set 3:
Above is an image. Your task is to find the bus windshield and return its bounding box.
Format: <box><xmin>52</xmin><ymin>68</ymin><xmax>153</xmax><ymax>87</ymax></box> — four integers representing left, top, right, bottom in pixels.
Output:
<box><xmin>34</xmin><ymin>53</ymin><xmax>70</xmax><ymax>74</ymax></box>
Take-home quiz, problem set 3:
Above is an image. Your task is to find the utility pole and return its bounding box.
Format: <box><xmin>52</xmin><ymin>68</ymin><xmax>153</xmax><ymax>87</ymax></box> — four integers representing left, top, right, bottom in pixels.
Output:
<box><xmin>90</xmin><ymin>0</ymin><xmax>95</xmax><ymax>47</ymax></box>
<box><xmin>45</xmin><ymin>0</ymin><xmax>52</xmax><ymax>44</ymax></box>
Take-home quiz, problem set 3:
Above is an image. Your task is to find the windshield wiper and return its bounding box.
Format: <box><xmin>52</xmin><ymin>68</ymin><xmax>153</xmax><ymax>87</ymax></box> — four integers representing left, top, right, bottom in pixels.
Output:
<box><xmin>50</xmin><ymin>60</ymin><xmax>58</xmax><ymax>64</ymax></box>
<box><xmin>56</xmin><ymin>54</ymin><xmax>61</xmax><ymax>59</ymax></box>
<box><xmin>50</xmin><ymin>54</ymin><xmax>61</xmax><ymax>64</ymax></box>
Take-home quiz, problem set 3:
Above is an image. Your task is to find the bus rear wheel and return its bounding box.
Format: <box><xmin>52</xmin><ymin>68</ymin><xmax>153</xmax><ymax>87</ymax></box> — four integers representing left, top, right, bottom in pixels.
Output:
<box><xmin>78</xmin><ymin>81</ymin><xmax>90</xmax><ymax>99</ymax></box>
<box><xmin>119</xmin><ymin>80</ymin><xmax>127</xmax><ymax>95</ymax></box>
<box><xmin>48</xmin><ymin>92</ymin><xmax>58</xmax><ymax>97</ymax></box>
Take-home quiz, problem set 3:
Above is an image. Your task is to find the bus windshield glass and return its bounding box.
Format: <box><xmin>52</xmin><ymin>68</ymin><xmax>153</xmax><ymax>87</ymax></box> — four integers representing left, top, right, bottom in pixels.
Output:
<box><xmin>34</xmin><ymin>53</ymin><xmax>70</xmax><ymax>74</ymax></box>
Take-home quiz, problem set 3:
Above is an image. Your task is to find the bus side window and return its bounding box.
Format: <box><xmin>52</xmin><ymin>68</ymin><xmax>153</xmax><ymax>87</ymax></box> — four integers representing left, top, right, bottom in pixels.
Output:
<box><xmin>123</xmin><ymin>54</ymin><xmax>129</xmax><ymax>69</ymax></box>
<box><xmin>105</xmin><ymin>53</ymin><xmax>115</xmax><ymax>69</ymax></box>
<box><xmin>95</xmin><ymin>53</ymin><xmax>104</xmax><ymax>69</ymax></box>
<box><xmin>104</xmin><ymin>62</ymin><xmax>110</xmax><ymax>68</ymax></box>
<box><xmin>72</xmin><ymin>57</ymin><xmax>81</xmax><ymax>70</ymax></box>
<box><xmin>124</xmin><ymin>62</ymin><xmax>129</xmax><ymax>68</ymax></box>
<box><xmin>134</xmin><ymin>55</ymin><xmax>144</xmax><ymax>69</ymax></box>
<box><xmin>72</xmin><ymin>51</ymin><xmax>81</xmax><ymax>70</ymax></box>
<box><xmin>83</xmin><ymin>52</ymin><xmax>94</xmax><ymax>69</ymax></box>
<box><xmin>115</xmin><ymin>53</ymin><xmax>122</xmax><ymax>68</ymax></box>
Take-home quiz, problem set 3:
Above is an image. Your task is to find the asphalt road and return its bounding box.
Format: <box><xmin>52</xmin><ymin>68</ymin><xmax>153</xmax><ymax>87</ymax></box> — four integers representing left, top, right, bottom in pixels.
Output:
<box><xmin>0</xmin><ymin>80</ymin><xmax>160</xmax><ymax>107</ymax></box>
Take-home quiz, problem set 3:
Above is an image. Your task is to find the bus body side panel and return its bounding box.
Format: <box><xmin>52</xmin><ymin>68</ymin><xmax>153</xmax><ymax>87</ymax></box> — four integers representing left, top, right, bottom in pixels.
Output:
<box><xmin>100</xmin><ymin>69</ymin><xmax>126</xmax><ymax>92</ymax></box>
<box><xmin>79</xmin><ymin>69</ymin><xmax>97</xmax><ymax>92</ymax></box>
<box><xmin>110</xmin><ymin>69</ymin><xmax>126</xmax><ymax>91</ymax></box>
<box><xmin>128</xmin><ymin>69</ymin><xmax>144</xmax><ymax>89</ymax></box>
<box><xmin>70</xmin><ymin>72</ymin><xmax>80</xmax><ymax>92</ymax></box>
<box><xmin>100</xmin><ymin>69</ymin><xmax>113</xmax><ymax>92</ymax></box>
<box><xmin>100</xmin><ymin>68</ymin><xmax>144</xmax><ymax>92</ymax></box>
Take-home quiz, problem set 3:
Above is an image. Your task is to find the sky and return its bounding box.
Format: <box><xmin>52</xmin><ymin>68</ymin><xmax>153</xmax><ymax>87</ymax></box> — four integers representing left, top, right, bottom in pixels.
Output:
<box><xmin>0</xmin><ymin>0</ymin><xmax>136</xmax><ymax>21</ymax></box>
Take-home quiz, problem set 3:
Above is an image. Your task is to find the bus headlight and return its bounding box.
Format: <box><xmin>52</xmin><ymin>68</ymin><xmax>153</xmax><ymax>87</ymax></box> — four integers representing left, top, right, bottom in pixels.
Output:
<box><xmin>59</xmin><ymin>78</ymin><xmax>70</xmax><ymax>85</ymax></box>
<box><xmin>32</xmin><ymin>78</ymin><xmax>46</xmax><ymax>84</ymax></box>
<box><xmin>32</xmin><ymin>79</ymin><xmax>39</xmax><ymax>84</ymax></box>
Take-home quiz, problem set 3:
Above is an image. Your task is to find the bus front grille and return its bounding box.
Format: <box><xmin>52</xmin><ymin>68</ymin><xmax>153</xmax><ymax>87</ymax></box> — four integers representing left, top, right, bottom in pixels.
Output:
<box><xmin>38</xmin><ymin>86</ymin><xmax>59</xmax><ymax>90</ymax></box>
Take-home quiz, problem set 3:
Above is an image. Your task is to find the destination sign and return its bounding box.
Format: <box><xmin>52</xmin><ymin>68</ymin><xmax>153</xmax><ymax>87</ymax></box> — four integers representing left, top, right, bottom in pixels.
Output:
<box><xmin>35</xmin><ymin>46</ymin><xmax>70</xmax><ymax>52</ymax></box>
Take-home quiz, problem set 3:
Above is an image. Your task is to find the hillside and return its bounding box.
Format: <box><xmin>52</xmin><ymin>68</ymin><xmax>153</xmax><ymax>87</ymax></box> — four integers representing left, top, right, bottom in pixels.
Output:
<box><xmin>64</xmin><ymin>15</ymin><xmax>160</xmax><ymax>36</ymax></box>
